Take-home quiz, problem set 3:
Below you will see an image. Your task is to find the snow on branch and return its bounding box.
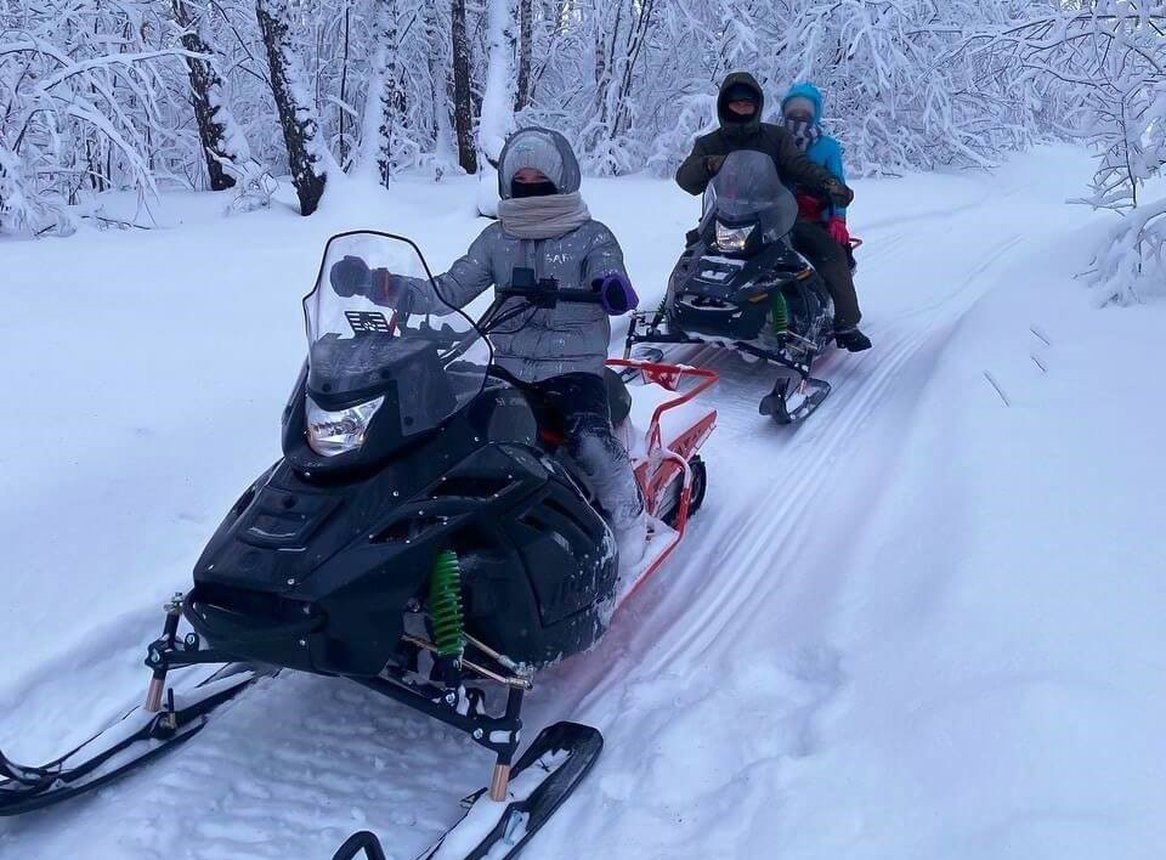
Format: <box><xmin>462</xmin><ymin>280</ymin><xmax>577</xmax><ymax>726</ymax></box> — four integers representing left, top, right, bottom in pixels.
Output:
<box><xmin>972</xmin><ymin>2</ymin><xmax>1165</xmax><ymax>303</ymax></box>
<box><xmin>3</xmin><ymin>0</ymin><xmax>1164</xmax><ymax>315</ymax></box>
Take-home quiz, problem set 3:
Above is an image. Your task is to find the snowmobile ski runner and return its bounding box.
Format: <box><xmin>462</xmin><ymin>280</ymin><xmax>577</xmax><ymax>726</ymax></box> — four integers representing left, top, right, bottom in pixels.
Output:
<box><xmin>0</xmin><ymin>231</ymin><xmax>718</xmax><ymax>860</ymax></box>
<box><xmin>626</xmin><ymin>149</ymin><xmax>839</xmax><ymax>424</ymax></box>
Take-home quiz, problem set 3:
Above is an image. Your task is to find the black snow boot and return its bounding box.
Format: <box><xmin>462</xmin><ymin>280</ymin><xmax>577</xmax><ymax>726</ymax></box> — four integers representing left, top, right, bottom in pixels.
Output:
<box><xmin>834</xmin><ymin>325</ymin><xmax>872</xmax><ymax>352</ymax></box>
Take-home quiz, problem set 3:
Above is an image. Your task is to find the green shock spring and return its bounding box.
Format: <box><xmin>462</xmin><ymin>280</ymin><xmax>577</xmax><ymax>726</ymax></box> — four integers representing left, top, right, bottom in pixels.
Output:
<box><xmin>429</xmin><ymin>550</ymin><xmax>465</xmax><ymax>659</ymax></box>
<box><xmin>770</xmin><ymin>290</ymin><xmax>789</xmax><ymax>334</ymax></box>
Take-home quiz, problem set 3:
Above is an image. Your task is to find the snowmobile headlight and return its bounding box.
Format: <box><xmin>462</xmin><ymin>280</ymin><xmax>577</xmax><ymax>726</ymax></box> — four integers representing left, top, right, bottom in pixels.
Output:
<box><xmin>714</xmin><ymin>221</ymin><xmax>754</xmax><ymax>253</ymax></box>
<box><xmin>306</xmin><ymin>395</ymin><xmax>384</xmax><ymax>457</ymax></box>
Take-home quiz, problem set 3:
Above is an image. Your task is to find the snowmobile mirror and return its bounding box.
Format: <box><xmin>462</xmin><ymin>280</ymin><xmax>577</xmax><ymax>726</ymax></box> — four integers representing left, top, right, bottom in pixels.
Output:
<box><xmin>331</xmin><ymin>830</ymin><xmax>387</xmax><ymax>860</ymax></box>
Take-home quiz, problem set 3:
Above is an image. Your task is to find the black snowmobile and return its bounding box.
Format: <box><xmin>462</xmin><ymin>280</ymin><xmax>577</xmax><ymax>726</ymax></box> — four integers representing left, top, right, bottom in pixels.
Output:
<box><xmin>0</xmin><ymin>231</ymin><xmax>718</xmax><ymax>860</ymax></box>
<box><xmin>626</xmin><ymin>148</ymin><xmax>837</xmax><ymax>423</ymax></box>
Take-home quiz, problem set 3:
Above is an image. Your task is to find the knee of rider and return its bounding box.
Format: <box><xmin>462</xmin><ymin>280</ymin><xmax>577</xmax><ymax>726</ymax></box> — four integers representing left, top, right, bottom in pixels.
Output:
<box><xmin>570</xmin><ymin>420</ymin><xmax>625</xmax><ymax>464</ymax></box>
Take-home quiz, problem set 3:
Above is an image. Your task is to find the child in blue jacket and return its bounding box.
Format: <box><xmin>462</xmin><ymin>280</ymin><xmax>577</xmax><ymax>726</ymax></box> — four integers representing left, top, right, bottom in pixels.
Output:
<box><xmin>781</xmin><ymin>82</ymin><xmax>850</xmax><ymax>247</ymax></box>
<box><xmin>781</xmin><ymin>82</ymin><xmax>868</xmax><ymax>349</ymax></box>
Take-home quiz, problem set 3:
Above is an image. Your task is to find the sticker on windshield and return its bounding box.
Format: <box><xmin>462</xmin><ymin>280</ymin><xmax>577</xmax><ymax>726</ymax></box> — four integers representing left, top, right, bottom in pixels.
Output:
<box><xmin>345</xmin><ymin>310</ymin><xmax>393</xmax><ymax>334</ymax></box>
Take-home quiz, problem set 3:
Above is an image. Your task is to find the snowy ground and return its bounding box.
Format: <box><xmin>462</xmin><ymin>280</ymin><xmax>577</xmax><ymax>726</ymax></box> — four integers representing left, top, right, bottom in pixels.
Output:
<box><xmin>1</xmin><ymin>145</ymin><xmax>1163</xmax><ymax>859</ymax></box>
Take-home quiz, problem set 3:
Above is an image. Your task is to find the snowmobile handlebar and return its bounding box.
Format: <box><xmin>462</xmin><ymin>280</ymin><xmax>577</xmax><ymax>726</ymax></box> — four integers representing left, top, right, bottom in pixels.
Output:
<box><xmin>495</xmin><ymin>282</ymin><xmax>603</xmax><ymax>309</ymax></box>
<box><xmin>495</xmin><ymin>266</ymin><xmax>603</xmax><ymax>310</ymax></box>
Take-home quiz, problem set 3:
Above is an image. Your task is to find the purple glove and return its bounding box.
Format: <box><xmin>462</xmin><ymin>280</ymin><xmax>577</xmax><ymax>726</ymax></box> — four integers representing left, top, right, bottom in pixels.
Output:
<box><xmin>593</xmin><ymin>272</ymin><xmax>639</xmax><ymax>316</ymax></box>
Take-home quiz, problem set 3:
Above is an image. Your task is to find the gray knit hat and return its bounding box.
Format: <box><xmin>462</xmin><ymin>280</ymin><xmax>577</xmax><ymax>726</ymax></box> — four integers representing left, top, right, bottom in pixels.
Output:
<box><xmin>497</xmin><ymin>127</ymin><xmax>582</xmax><ymax>199</ymax></box>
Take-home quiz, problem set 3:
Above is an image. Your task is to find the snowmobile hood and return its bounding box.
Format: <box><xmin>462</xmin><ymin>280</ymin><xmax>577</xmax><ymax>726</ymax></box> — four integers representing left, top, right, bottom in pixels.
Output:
<box><xmin>782</xmin><ymin>81</ymin><xmax>824</xmax><ymax>123</ymax></box>
<box><xmin>497</xmin><ymin>127</ymin><xmax>582</xmax><ymax>199</ymax></box>
<box><xmin>717</xmin><ymin>72</ymin><xmax>765</xmax><ymax>137</ymax></box>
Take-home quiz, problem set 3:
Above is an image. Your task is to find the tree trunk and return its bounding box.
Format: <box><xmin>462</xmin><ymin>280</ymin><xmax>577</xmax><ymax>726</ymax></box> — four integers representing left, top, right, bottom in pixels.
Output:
<box><xmin>255</xmin><ymin>0</ymin><xmax>327</xmax><ymax>215</ymax></box>
<box><xmin>362</xmin><ymin>0</ymin><xmax>405</xmax><ymax>187</ymax></box>
<box><xmin>170</xmin><ymin>0</ymin><xmax>246</xmax><ymax>191</ymax></box>
<box><xmin>338</xmin><ymin>2</ymin><xmax>352</xmax><ymax>169</ymax></box>
<box><xmin>451</xmin><ymin>0</ymin><xmax>478</xmax><ymax>173</ymax></box>
<box><xmin>612</xmin><ymin>0</ymin><xmax>654</xmax><ymax>138</ymax></box>
<box><xmin>515</xmin><ymin>0</ymin><xmax>533</xmax><ymax>111</ymax></box>
<box><xmin>425</xmin><ymin>3</ymin><xmax>455</xmax><ymax>169</ymax></box>
<box><xmin>479</xmin><ymin>0</ymin><xmax>516</xmax><ymax>166</ymax></box>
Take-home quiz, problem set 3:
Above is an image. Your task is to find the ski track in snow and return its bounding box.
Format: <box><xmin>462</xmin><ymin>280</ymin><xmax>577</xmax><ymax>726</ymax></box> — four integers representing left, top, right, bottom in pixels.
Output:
<box><xmin>3</xmin><ymin>147</ymin><xmax>1162</xmax><ymax>859</ymax></box>
<box><xmin>521</xmin><ymin>204</ymin><xmax>1040</xmax><ymax>859</ymax></box>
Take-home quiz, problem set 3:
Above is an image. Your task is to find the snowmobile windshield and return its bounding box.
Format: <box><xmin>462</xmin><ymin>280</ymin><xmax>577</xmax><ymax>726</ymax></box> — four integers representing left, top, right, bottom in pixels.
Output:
<box><xmin>703</xmin><ymin>149</ymin><xmax>798</xmax><ymax>237</ymax></box>
<box><xmin>302</xmin><ymin>232</ymin><xmax>492</xmax><ymax>438</ymax></box>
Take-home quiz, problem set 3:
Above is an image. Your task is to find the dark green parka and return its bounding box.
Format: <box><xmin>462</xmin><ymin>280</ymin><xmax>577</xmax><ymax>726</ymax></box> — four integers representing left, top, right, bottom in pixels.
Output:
<box><xmin>675</xmin><ymin>72</ymin><xmax>841</xmax><ymax>197</ymax></box>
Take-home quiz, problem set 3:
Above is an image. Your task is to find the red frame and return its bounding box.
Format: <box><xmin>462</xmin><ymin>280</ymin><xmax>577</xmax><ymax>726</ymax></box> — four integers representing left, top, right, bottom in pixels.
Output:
<box><xmin>605</xmin><ymin>359</ymin><xmax>719</xmax><ymax>604</ymax></box>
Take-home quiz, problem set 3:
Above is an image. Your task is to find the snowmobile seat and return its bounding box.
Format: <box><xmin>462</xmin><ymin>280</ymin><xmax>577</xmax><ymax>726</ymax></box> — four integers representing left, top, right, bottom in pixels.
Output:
<box><xmin>529</xmin><ymin>368</ymin><xmax>632</xmax><ymax>451</ymax></box>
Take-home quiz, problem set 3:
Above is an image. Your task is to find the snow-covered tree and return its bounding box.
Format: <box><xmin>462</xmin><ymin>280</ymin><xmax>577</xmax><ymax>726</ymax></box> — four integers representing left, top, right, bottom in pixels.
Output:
<box><xmin>0</xmin><ymin>0</ymin><xmax>192</xmax><ymax>233</ymax></box>
<box><xmin>450</xmin><ymin>0</ymin><xmax>477</xmax><ymax>173</ymax></box>
<box><xmin>168</xmin><ymin>0</ymin><xmax>252</xmax><ymax>191</ymax></box>
<box><xmin>255</xmin><ymin>0</ymin><xmax>327</xmax><ymax>214</ymax></box>
<box><xmin>2</xmin><ymin>0</ymin><xmax>1163</xmax><ymax>308</ymax></box>
<box><xmin>478</xmin><ymin>0</ymin><xmax>517</xmax><ymax>167</ymax></box>
<box><xmin>360</xmin><ymin>0</ymin><xmax>407</xmax><ymax>186</ymax></box>
<box><xmin>969</xmin><ymin>1</ymin><xmax>1166</xmax><ymax>302</ymax></box>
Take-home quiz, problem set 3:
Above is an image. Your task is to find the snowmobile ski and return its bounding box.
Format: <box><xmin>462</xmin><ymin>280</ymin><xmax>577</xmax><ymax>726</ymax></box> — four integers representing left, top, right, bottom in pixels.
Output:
<box><xmin>330</xmin><ymin>722</ymin><xmax>603</xmax><ymax>860</ymax></box>
<box><xmin>758</xmin><ymin>367</ymin><xmax>832</xmax><ymax>425</ymax></box>
<box><xmin>0</xmin><ymin>666</ymin><xmax>258</xmax><ymax>816</ymax></box>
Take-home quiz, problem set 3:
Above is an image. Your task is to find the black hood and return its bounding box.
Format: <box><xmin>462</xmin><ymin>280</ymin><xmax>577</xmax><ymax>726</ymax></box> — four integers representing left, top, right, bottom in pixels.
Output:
<box><xmin>717</xmin><ymin>72</ymin><xmax>764</xmax><ymax>138</ymax></box>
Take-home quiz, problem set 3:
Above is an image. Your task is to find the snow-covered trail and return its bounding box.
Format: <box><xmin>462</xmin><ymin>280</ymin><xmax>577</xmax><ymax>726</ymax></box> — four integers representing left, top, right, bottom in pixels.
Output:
<box><xmin>524</xmin><ymin>159</ymin><xmax>1068</xmax><ymax>857</ymax></box>
<box><xmin>3</xmin><ymin>147</ymin><xmax>1162</xmax><ymax>860</ymax></box>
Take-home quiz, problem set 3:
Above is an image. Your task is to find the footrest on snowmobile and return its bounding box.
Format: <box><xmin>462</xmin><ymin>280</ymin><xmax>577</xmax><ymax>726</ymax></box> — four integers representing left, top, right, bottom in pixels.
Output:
<box><xmin>0</xmin><ymin>668</ymin><xmax>258</xmax><ymax>816</ymax></box>
<box><xmin>759</xmin><ymin>370</ymin><xmax>831</xmax><ymax>425</ymax></box>
<box><xmin>332</xmin><ymin>722</ymin><xmax>603</xmax><ymax>860</ymax></box>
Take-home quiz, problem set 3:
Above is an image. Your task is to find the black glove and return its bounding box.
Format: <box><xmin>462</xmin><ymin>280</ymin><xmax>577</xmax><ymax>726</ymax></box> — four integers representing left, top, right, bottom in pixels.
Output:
<box><xmin>822</xmin><ymin>178</ymin><xmax>854</xmax><ymax>208</ymax></box>
<box><xmin>330</xmin><ymin>255</ymin><xmax>372</xmax><ymax>297</ymax></box>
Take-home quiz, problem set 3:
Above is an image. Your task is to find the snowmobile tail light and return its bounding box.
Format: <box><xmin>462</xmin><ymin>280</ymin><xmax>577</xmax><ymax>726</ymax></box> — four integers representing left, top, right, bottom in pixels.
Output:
<box><xmin>714</xmin><ymin>221</ymin><xmax>754</xmax><ymax>253</ymax></box>
<box><xmin>306</xmin><ymin>395</ymin><xmax>384</xmax><ymax>457</ymax></box>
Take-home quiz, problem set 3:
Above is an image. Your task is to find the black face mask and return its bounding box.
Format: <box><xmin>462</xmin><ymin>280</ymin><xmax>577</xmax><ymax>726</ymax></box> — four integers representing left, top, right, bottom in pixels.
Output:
<box><xmin>511</xmin><ymin>179</ymin><xmax>558</xmax><ymax>198</ymax></box>
<box><xmin>724</xmin><ymin>104</ymin><xmax>757</xmax><ymax>123</ymax></box>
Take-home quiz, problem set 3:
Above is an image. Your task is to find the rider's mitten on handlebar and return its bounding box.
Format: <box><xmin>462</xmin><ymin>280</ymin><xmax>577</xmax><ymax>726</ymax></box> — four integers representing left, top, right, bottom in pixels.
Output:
<box><xmin>822</xmin><ymin>178</ymin><xmax>854</xmax><ymax>208</ymax></box>
<box><xmin>330</xmin><ymin>255</ymin><xmax>372</xmax><ymax>297</ymax></box>
<box><xmin>330</xmin><ymin>256</ymin><xmax>407</xmax><ymax>308</ymax></box>
<box><xmin>593</xmin><ymin>272</ymin><xmax>639</xmax><ymax>316</ymax></box>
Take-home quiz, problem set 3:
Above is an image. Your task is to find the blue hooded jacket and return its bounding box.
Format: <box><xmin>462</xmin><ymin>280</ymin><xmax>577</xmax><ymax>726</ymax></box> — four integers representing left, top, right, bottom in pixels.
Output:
<box><xmin>781</xmin><ymin>82</ymin><xmax>847</xmax><ymax>220</ymax></box>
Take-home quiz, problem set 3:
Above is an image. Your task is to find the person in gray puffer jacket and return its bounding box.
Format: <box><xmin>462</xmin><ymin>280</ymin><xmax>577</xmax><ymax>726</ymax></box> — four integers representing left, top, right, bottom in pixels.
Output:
<box><xmin>331</xmin><ymin>127</ymin><xmax>648</xmax><ymax>567</ymax></box>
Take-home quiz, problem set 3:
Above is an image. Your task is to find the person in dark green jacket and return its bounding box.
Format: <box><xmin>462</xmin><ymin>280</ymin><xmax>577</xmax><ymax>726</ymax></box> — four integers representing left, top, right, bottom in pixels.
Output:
<box><xmin>675</xmin><ymin>72</ymin><xmax>871</xmax><ymax>352</ymax></box>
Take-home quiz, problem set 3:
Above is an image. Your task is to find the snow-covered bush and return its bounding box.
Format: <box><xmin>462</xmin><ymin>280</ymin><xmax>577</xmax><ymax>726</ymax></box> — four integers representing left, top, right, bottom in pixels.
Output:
<box><xmin>973</xmin><ymin>2</ymin><xmax>1166</xmax><ymax>303</ymax></box>
<box><xmin>0</xmin><ymin>1</ymin><xmax>192</xmax><ymax>234</ymax></box>
<box><xmin>2</xmin><ymin>0</ymin><xmax>1164</xmax><ymax>307</ymax></box>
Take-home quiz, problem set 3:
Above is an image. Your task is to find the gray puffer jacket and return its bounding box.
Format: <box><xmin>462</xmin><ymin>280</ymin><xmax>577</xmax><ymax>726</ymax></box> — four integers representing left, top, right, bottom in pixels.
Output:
<box><xmin>403</xmin><ymin>220</ymin><xmax>625</xmax><ymax>383</ymax></box>
<box><xmin>401</xmin><ymin>127</ymin><xmax>627</xmax><ymax>384</ymax></box>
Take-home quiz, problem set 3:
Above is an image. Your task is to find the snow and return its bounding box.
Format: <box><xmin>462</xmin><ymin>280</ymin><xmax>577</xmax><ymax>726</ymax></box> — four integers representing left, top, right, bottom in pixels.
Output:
<box><xmin>2</xmin><ymin>145</ymin><xmax>1164</xmax><ymax>859</ymax></box>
